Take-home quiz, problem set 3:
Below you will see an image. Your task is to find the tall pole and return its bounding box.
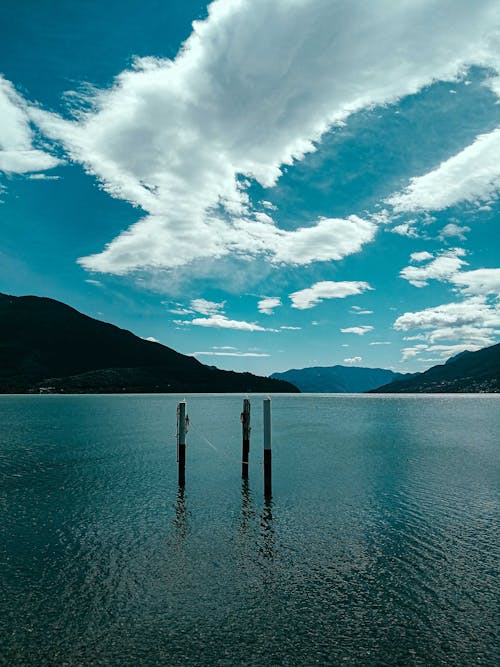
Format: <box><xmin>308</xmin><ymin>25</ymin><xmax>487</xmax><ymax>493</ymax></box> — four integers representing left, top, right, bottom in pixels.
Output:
<box><xmin>241</xmin><ymin>398</ymin><xmax>251</xmax><ymax>478</ymax></box>
<box><xmin>177</xmin><ymin>401</ymin><xmax>187</xmax><ymax>486</ymax></box>
<box><xmin>263</xmin><ymin>398</ymin><xmax>272</xmax><ymax>498</ymax></box>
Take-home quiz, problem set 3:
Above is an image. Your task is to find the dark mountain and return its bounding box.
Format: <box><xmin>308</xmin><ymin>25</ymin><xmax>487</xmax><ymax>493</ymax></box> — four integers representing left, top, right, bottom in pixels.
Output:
<box><xmin>371</xmin><ymin>343</ymin><xmax>500</xmax><ymax>393</ymax></box>
<box><xmin>445</xmin><ymin>350</ymin><xmax>471</xmax><ymax>364</ymax></box>
<box><xmin>0</xmin><ymin>292</ymin><xmax>298</xmax><ymax>393</ymax></box>
<box><xmin>270</xmin><ymin>365</ymin><xmax>412</xmax><ymax>393</ymax></box>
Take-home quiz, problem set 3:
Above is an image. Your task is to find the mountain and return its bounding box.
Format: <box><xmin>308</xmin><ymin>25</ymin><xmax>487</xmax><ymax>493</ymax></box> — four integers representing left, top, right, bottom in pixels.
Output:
<box><xmin>444</xmin><ymin>350</ymin><xmax>471</xmax><ymax>364</ymax></box>
<box><xmin>270</xmin><ymin>365</ymin><xmax>412</xmax><ymax>393</ymax></box>
<box><xmin>370</xmin><ymin>343</ymin><xmax>500</xmax><ymax>393</ymax></box>
<box><xmin>0</xmin><ymin>293</ymin><xmax>298</xmax><ymax>394</ymax></box>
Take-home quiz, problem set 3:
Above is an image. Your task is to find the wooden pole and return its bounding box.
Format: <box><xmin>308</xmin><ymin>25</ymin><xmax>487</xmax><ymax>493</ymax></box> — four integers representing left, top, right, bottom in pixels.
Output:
<box><xmin>177</xmin><ymin>401</ymin><xmax>187</xmax><ymax>486</ymax></box>
<box><xmin>263</xmin><ymin>397</ymin><xmax>272</xmax><ymax>498</ymax></box>
<box><xmin>241</xmin><ymin>398</ymin><xmax>251</xmax><ymax>478</ymax></box>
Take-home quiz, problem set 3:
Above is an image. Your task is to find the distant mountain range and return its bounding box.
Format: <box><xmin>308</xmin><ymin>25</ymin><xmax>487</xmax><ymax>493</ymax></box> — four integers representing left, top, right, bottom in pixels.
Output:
<box><xmin>270</xmin><ymin>365</ymin><xmax>413</xmax><ymax>393</ymax></box>
<box><xmin>371</xmin><ymin>343</ymin><xmax>500</xmax><ymax>393</ymax></box>
<box><xmin>0</xmin><ymin>293</ymin><xmax>298</xmax><ymax>394</ymax></box>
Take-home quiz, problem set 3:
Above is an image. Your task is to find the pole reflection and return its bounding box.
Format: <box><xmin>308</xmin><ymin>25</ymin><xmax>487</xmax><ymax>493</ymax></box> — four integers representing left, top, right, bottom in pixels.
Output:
<box><xmin>239</xmin><ymin>478</ymin><xmax>279</xmax><ymax>568</ymax></box>
<box><xmin>239</xmin><ymin>478</ymin><xmax>255</xmax><ymax>537</ymax></box>
<box><xmin>259</xmin><ymin>496</ymin><xmax>277</xmax><ymax>563</ymax></box>
<box><xmin>173</xmin><ymin>485</ymin><xmax>189</xmax><ymax>546</ymax></box>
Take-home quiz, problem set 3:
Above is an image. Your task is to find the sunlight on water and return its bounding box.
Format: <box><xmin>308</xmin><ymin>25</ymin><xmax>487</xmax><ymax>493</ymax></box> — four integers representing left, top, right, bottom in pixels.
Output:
<box><xmin>1</xmin><ymin>394</ymin><xmax>499</xmax><ymax>666</ymax></box>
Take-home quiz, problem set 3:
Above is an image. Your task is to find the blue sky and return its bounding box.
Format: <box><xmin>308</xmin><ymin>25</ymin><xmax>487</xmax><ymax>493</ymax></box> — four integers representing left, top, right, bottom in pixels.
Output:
<box><xmin>1</xmin><ymin>0</ymin><xmax>499</xmax><ymax>375</ymax></box>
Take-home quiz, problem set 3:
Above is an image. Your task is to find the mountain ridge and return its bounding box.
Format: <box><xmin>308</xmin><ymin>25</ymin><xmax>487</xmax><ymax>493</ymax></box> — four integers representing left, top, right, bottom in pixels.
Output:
<box><xmin>270</xmin><ymin>364</ymin><xmax>412</xmax><ymax>393</ymax></box>
<box><xmin>0</xmin><ymin>292</ymin><xmax>298</xmax><ymax>394</ymax></box>
<box><xmin>370</xmin><ymin>343</ymin><xmax>500</xmax><ymax>393</ymax></box>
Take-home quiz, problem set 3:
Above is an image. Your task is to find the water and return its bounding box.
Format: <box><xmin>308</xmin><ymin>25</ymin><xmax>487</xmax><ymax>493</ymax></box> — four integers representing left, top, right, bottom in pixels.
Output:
<box><xmin>1</xmin><ymin>394</ymin><xmax>498</xmax><ymax>666</ymax></box>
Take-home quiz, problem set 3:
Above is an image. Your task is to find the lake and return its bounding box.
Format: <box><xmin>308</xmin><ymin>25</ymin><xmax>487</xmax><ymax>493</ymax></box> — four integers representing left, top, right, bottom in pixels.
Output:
<box><xmin>1</xmin><ymin>394</ymin><xmax>498</xmax><ymax>666</ymax></box>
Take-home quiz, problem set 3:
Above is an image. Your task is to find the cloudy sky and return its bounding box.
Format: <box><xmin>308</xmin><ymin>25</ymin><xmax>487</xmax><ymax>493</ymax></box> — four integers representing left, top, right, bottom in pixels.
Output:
<box><xmin>1</xmin><ymin>0</ymin><xmax>499</xmax><ymax>375</ymax></box>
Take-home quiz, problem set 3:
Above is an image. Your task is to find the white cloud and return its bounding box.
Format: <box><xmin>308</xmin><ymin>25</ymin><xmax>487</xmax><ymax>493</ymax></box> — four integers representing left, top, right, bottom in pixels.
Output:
<box><xmin>387</xmin><ymin>128</ymin><xmax>500</xmax><ymax>213</ymax></box>
<box><xmin>427</xmin><ymin>345</ymin><xmax>461</xmax><ymax>359</ymax></box>
<box><xmin>341</xmin><ymin>326</ymin><xmax>374</xmax><ymax>335</ymax></box>
<box><xmin>450</xmin><ymin>268</ymin><xmax>500</xmax><ymax>296</ymax></box>
<box><xmin>426</xmin><ymin>325</ymin><xmax>498</xmax><ymax>347</ymax></box>
<box><xmin>344</xmin><ymin>356</ymin><xmax>362</xmax><ymax>364</ymax></box>
<box><xmin>439</xmin><ymin>223</ymin><xmax>470</xmax><ymax>241</ymax></box>
<box><xmin>145</xmin><ymin>336</ymin><xmax>159</xmax><ymax>342</ymax></box>
<box><xmin>176</xmin><ymin>298</ymin><xmax>282</xmax><ymax>331</ymax></box>
<box><xmin>401</xmin><ymin>339</ymin><xmax>492</xmax><ymax>363</ymax></box>
<box><xmin>76</xmin><ymin>212</ymin><xmax>376</xmax><ymax>274</ymax></box>
<box><xmin>400</xmin><ymin>248</ymin><xmax>467</xmax><ymax>287</ymax></box>
<box><xmin>270</xmin><ymin>216</ymin><xmax>376</xmax><ymax>265</ymax></box>
<box><xmin>401</xmin><ymin>344</ymin><xmax>428</xmax><ymax>361</ymax></box>
<box><xmin>168</xmin><ymin>307</ymin><xmax>194</xmax><ymax>315</ymax></box>
<box><xmin>175</xmin><ymin>313</ymin><xmax>275</xmax><ymax>331</ymax></box>
<box><xmin>27</xmin><ymin>173</ymin><xmax>60</xmax><ymax>181</ymax></box>
<box><xmin>370</xmin><ymin>341</ymin><xmax>391</xmax><ymax>345</ymax></box>
<box><xmin>394</xmin><ymin>297</ymin><xmax>500</xmax><ymax>331</ymax></box>
<box><xmin>85</xmin><ymin>278</ymin><xmax>103</xmax><ymax>286</ymax></box>
<box><xmin>280</xmin><ymin>325</ymin><xmax>301</xmax><ymax>330</ymax></box>
<box><xmin>410</xmin><ymin>251</ymin><xmax>433</xmax><ymax>262</ymax></box>
<box><xmin>290</xmin><ymin>280</ymin><xmax>373</xmax><ymax>310</ymax></box>
<box><xmin>485</xmin><ymin>74</ymin><xmax>500</xmax><ymax>96</ymax></box>
<box><xmin>399</xmin><ymin>252</ymin><xmax>500</xmax><ymax>354</ymax></box>
<box><xmin>390</xmin><ymin>222</ymin><xmax>421</xmax><ymax>238</ymax></box>
<box><xmin>350</xmin><ymin>307</ymin><xmax>373</xmax><ymax>315</ymax></box>
<box><xmin>193</xmin><ymin>351</ymin><xmax>270</xmax><ymax>357</ymax></box>
<box><xmin>26</xmin><ymin>0</ymin><xmax>500</xmax><ymax>276</ymax></box>
<box><xmin>190</xmin><ymin>298</ymin><xmax>225</xmax><ymax>315</ymax></box>
<box><xmin>0</xmin><ymin>76</ymin><xmax>61</xmax><ymax>174</ymax></box>
<box><xmin>400</xmin><ymin>249</ymin><xmax>500</xmax><ymax>361</ymax></box>
<box><xmin>258</xmin><ymin>296</ymin><xmax>282</xmax><ymax>315</ymax></box>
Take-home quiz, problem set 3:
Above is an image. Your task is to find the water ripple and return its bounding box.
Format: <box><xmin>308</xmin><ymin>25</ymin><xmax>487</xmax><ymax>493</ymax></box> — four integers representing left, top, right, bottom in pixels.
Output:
<box><xmin>1</xmin><ymin>394</ymin><xmax>498</xmax><ymax>666</ymax></box>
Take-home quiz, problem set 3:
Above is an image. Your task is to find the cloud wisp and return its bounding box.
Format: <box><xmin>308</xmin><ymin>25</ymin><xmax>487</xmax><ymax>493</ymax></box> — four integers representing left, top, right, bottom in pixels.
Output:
<box><xmin>175</xmin><ymin>313</ymin><xmax>276</xmax><ymax>331</ymax></box>
<box><xmin>351</xmin><ymin>305</ymin><xmax>373</xmax><ymax>315</ymax></box>
<box><xmin>172</xmin><ymin>296</ymin><xmax>280</xmax><ymax>331</ymax></box>
<box><xmin>344</xmin><ymin>356</ymin><xmax>362</xmax><ymax>364</ymax></box>
<box><xmin>290</xmin><ymin>281</ymin><xmax>373</xmax><ymax>310</ymax></box>
<box><xmin>439</xmin><ymin>223</ymin><xmax>471</xmax><ymax>241</ymax></box>
<box><xmin>192</xmin><ymin>350</ymin><xmax>270</xmax><ymax>357</ymax></box>
<box><xmin>0</xmin><ymin>76</ymin><xmax>61</xmax><ymax>175</ymax></box>
<box><xmin>190</xmin><ymin>298</ymin><xmax>225</xmax><ymax>316</ymax></box>
<box><xmin>258</xmin><ymin>296</ymin><xmax>282</xmax><ymax>315</ymax></box>
<box><xmin>341</xmin><ymin>326</ymin><xmax>374</xmax><ymax>336</ymax></box>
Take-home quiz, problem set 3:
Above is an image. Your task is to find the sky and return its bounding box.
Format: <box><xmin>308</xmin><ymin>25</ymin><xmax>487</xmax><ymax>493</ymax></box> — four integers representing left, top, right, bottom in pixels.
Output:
<box><xmin>1</xmin><ymin>0</ymin><xmax>499</xmax><ymax>376</ymax></box>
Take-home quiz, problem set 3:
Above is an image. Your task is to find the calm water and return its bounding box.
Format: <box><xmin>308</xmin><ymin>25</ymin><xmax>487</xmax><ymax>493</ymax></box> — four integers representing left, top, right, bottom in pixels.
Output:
<box><xmin>1</xmin><ymin>394</ymin><xmax>498</xmax><ymax>666</ymax></box>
